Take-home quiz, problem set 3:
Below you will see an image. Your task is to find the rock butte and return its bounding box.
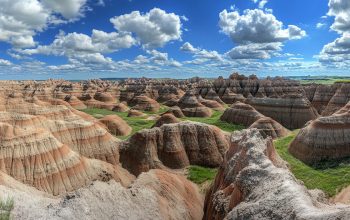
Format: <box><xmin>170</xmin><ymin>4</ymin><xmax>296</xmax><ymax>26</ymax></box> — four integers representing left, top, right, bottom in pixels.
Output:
<box><xmin>289</xmin><ymin>101</ymin><xmax>350</xmax><ymax>165</ymax></box>
<box><xmin>99</xmin><ymin>115</ymin><xmax>132</xmax><ymax>136</ymax></box>
<box><xmin>120</xmin><ymin>121</ymin><xmax>229</xmax><ymax>176</ymax></box>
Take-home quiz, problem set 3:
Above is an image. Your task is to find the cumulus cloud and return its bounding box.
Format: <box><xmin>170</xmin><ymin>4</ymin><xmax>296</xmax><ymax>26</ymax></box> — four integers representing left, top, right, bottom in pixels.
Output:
<box><xmin>219</xmin><ymin>9</ymin><xmax>306</xmax><ymax>60</ymax></box>
<box><xmin>0</xmin><ymin>0</ymin><xmax>93</xmax><ymax>48</ymax></box>
<box><xmin>316</xmin><ymin>22</ymin><xmax>327</xmax><ymax>29</ymax></box>
<box><xmin>319</xmin><ymin>0</ymin><xmax>350</xmax><ymax>66</ymax></box>
<box><xmin>227</xmin><ymin>43</ymin><xmax>282</xmax><ymax>59</ymax></box>
<box><xmin>0</xmin><ymin>59</ymin><xmax>12</xmax><ymax>66</ymax></box>
<box><xmin>219</xmin><ymin>9</ymin><xmax>306</xmax><ymax>44</ymax></box>
<box><xmin>110</xmin><ymin>8</ymin><xmax>183</xmax><ymax>48</ymax></box>
<box><xmin>180</xmin><ymin>42</ymin><xmax>223</xmax><ymax>62</ymax></box>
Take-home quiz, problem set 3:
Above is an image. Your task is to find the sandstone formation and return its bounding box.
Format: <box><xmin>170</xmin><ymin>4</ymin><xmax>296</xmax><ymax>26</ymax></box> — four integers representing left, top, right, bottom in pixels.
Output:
<box><xmin>99</xmin><ymin>115</ymin><xmax>132</xmax><ymax>136</ymax></box>
<box><xmin>247</xmin><ymin>94</ymin><xmax>319</xmax><ymax>129</ymax></box>
<box><xmin>152</xmin><ymin>113</ymin><xmax>180</xmax><ymax>128</ymax></box>
<box><xmin>127</xmin><ymin>109</ymin><xmax>146</xmax><ymax>117</ymax></box>
<box><xmin>249</xmin><ymin>117</ymin><xmax>289</xmax><ymax>139</ymax></box>
<box><xmin>177</xmin><ymin>91</ymin><xmax>213</xmax><ymax>117</ymax></box>
<box><xmin>204</xmin><ymin>129</ymin><xmax>350</xmax><ymax>219</ymax></box>
<box><xmin>120</xmin><ymin>122</ymin><xmax>229</xmax><ymax>176</ymax></box>
<box><xmin>220</xmin><ymin>102</ymin><xmax>264</xmax><ymax>127</ymax></box>
<box><xmin>163</xmin><ymin>106</ymin><xmax>185</xmax><ymax>118</ymax></box>
<box><xmin>128</xmin><ymin>95</ymin><xmax>160</xmax><ymax>112</ymax></box>
<box><xmin>289</xmin><ymin>101</ymin><xmax>350</xmax><ymax>165</ymax></box>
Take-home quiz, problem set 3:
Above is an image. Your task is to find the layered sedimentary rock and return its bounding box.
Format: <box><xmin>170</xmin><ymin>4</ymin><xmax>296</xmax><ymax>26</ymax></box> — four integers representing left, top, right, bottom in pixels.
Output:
<box><xmin>129</xmin><ymin>95</ymin><xmax>160</xmax><ymax>112</ymax></box>
<box><xmin>152</xmin><ymin>113</ymin><xmax>179</xmax><ymax>128</ymax></box>
<box><xmin>204</xmin><ymin>129</ymin><xmax>350</xmax><ymax>219</ymax></box>
<box><xmin>289</xmin><ymin>102</ymin><xmax>350</xmax><ymax>165</ymax></box>
<box><xmin>247</xmin><ymin>95</ymin><xmax>319</xmax><ymax>129</ymax></box>
<box><xmin>2</xmin><ymin>169</ymin><xmax>203</xmax><ymax>220</ymax></box>
<box><xmin>127</xmin><ymin>109</ymin><xmax>146</xmax><ymax>117</ymax></box>
<box><xmin>322</xmin><ymin>83</ymin><xmax>350</xmax><ymax>116</ymax></box>
<box><xmin>177</xmin><ymin>91</ymin><xmax>213</xmax><ymax>117</ymax></box>
<box><xmin>120</xmin><ymin>121</ymin><xmax>229</xmax><ymax>176</ymax></box>
<box><xmin>220</xmin><ymin>102</ymin><xmax>264</xmax><ymax>127</ymax></box>
<box><xmin>163</xmin><ymin>106</ymin><xmax>185</xmax><ymax>118</ymax></box>
<box><xmin>99</xmin><ymin>115</ymin><xmax>132</xmax><ymax>136</ymax></box>
<box><xmin>249</xmin><ymin>117</ymin><xmax>289</xmax><ymax>139</ymax></box>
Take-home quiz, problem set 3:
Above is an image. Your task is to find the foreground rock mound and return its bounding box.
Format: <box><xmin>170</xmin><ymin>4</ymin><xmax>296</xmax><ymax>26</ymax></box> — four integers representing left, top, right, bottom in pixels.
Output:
<box><xmin>3</xmin><ymin>169</ymin><xmax>203</xmax><ymax>220</ymax></box>
<box><xmin>289</xmin><ymin>102</ymin><xmax>350</xmax><ymax>165</ymax></box>
<box><xmin>120</xmin><ymin>121</ymin><xmax>229</xmax><ymax>176</ymax></box>
<box><xmin>204</xmin><ymin>129</ymin><xmax>350</xmax><ymax>219</ymax></box>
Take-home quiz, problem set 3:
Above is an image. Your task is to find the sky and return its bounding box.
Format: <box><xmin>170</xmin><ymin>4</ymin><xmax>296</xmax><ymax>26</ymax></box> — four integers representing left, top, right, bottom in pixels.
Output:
<box><xmin>0</xmin><ymin>0</ymin><xmax>349</xmax><ymax>80</ymax></box>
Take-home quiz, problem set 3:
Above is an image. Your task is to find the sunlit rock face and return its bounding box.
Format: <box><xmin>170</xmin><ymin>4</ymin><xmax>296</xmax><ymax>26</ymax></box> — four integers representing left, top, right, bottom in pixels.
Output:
<box><xmin>120</xmin><ymin>121</ymin><xmax>229</xmax><ymax>176</ymax></box>
<box><xmin>289</xmin><ymin>101</ymin><xmax>350</xmax><ymax>165</ymax></box>
<box><xmin>204</xmin><ymin>129</ymin><xmax>350</xmax><ymax>220</ymax></box>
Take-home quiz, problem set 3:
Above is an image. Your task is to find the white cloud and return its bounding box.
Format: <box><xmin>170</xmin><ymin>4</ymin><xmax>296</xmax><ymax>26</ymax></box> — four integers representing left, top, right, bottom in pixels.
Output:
<box><xmin>227</xmin><ymin>43</ymin><xmax>282</xmax><ymax>59</ymax></box>
<box><xmin>180</xmin><ymin>42</ymin><xmax>223</xmax><ymax>62</ymax></box>
<box><xmin>21</xmin><ymin>30</ymin><xmax>136</xmax><ymax>56</ymax></box>
<box><xmin>41</xmin><ymin>0</ymin><xmax>87</xmax><ymax>20</ymax></box>
<box><xmin>316</xmin><ymin>22</ymin><xmax>327</xmax><ymax>29</ymax></box>
<box><xmin>327</xmin><ymin>0</ymin><xmax>350</xmax><ymax>33</ymax></box>
<box><xmin>319</xmin><ymin>0</ymin><xmax>350</xmax><ymax>67</ymax></box>
<box><xmin>0</xmin><ymin>59</ymin><xmax>12</xmax><ymax>66</ymax></box>
<box><xmin>110</xmin><ymin>8</ymin><xmax>183</xmax><ymax>48</ymax></box>
<box><xmin>219</xmin><ymin>9</ymin><xmax>306</xmax><ymax>44</ymax></box>
<box><xmin>0</xmin><ymin>0</ymin><xmax>94</xmax><ymax>48</ymax></box>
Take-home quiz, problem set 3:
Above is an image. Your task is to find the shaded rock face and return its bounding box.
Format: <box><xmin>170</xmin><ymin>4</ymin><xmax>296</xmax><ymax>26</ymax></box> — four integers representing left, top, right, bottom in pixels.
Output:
<box><xmin>289</xmin><ymin>102</ymin><xmax>350</xmax><ymax>165</ymax></box>
<box><xmin>220</xmin><ymin>102</ymin><xmax>264</xmax><ymax>127</ymax></box>
<box><xmin>322</xmin><ymin>83</ymin><xmax>350</xmax><ymax>116</ymax></box>
<box><xmin>128</xmin><ymin>95</ymin><xmax>160</xmax><ymax>112</ymax></box>
<box><xmin>204</xmin><ymin>129</ymin><xmax>350</xmax><ymax>220</ymax></box>
<box><xmin>152</xmin><ymin>113</ymin><xmax>179</xmax><ymax>128</ymax></box>
<box><xmin>249</xmin><ymin>117</ymin><xmax>289</xmax><ymax>139</ymax></box>
<box><xmin>247</xmin><ymin>95</ymin><xmax>319</xmax><ymax>129</ymax></box>
<box><xmin>120</xmin><ymin>122</ymin><xmax>229</xmax><ymax>176</ymax></box>
<box><xmin>182</xmin><ymin>106</ymin><xmax>213</xmax><ymax>117</ymax></box>
<box><xmin>99</xmin><ymin>115</ymin><xmax>132</xmax><ymax>136</ymax></box>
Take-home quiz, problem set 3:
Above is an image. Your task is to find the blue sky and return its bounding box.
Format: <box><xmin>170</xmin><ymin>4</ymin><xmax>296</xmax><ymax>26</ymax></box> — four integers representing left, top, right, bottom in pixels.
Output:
<box><xmin>0</xmin><ymin>0</ymin><xmax>349</xmax><ymax>79</ymax></box>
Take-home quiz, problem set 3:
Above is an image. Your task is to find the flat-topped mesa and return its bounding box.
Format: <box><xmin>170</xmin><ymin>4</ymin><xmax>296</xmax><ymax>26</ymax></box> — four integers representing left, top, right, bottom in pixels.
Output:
<box><xmin>0</xmin><ymin>122</ymin><xmax>133</xmax><ymax>196</ymax></box>
<box><xmin>249</xmin><ymin>117</ymin><xmax>289</xmax><ymax>139</ymax></box>
<box><xmin>289</xmin><ymin>102</ymin><xmax>350</xmax><ymax>165</ymax></box>
<box><xmin>220</xmin><ymin>102</ymin><xmax>264</xmax><ymax>127</ymax></box>
<box><xmin>120</xmin><ymin>121</ymin><xmax>229</xmax><ymax>176</ymax></box>
<box><xmin>247</xmin><ymin>94</ymin><xmax>319</xmax><ymax>129</ymax></box>
<box><xmin>204</xmin><ymin>129</ymin><xmax>350</xmax><ymax>220</ymax></box>
<box><xmin>128</xmin><ymin>95</ymin><xmax>160</xmax><ymax>113</ymax></box>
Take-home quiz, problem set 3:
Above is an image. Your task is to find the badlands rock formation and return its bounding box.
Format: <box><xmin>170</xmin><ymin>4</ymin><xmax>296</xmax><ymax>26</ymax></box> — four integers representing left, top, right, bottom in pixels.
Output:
<box><xmin>99</xmin><ymin>115</ymin><xmax>132</xmax><ymax>136</ymax></box>
<box><xmin>120</xmin><ymin>122</ymin><xmax>229</xmax><ymax>176</ymax></box>
<box><xmin>152</xmin><ymin>113</ymin><xmax>180</xmax><ymax>128</ymax></box>
<box><xmin>289</xmin><ymin>101</ymin><xmax>350</xmax><ymax>165</ymax></box>
<box><xmin>220</xmin><ymin>102</ymin><xmax>264</xmax><ymax>127</ymax></box>
<box><xmin>128</xmin><ymin>95</ymin><xmax>160</xmax><ymax>112</ymax></box>
<box><xmin>177</xmin><ymin>90</ymin><xmax>213</xmax><ymax>117</ymax></box>
<box><xmin>204</xmin><ymin>129</ymin><xmax>350</xmax><ymax>219</ymax></box>
<box><xmin>249</xmin><ymin>117</ymin><xmax>290</xmax><ymax>139</ymax></box>
<box><xmin>247</xmin><ymin>94</ymin><xmax>319</xmax><ymax>129</ymax></box>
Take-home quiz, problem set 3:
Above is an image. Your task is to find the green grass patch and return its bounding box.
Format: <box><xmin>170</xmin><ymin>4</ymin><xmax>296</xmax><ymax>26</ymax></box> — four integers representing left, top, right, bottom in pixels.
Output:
<box><xmin>183</xmin><ymin>110</ymin><xmax>244</xmax><ymax>132</ymax></box>
<box><xmin>275</xmin><ymin>131</ymin><xmax>350</xmax><ymax>196</ymax></box>
<box><xmin>0</xmin><ymin>197</ymin><xmax>14</xmax><ymax>220</ymax></box>
<box><xmin>81</xmin><ymin>108</ymin><xmax>155</xmax><ymax>139</ymax></box>
<box><xmin>187</xmin><ymin>165</ymin><xmax>218</xmax><ymax>185</ymax></box>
